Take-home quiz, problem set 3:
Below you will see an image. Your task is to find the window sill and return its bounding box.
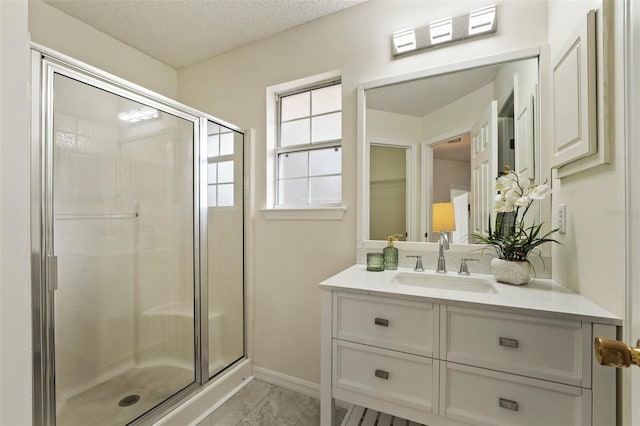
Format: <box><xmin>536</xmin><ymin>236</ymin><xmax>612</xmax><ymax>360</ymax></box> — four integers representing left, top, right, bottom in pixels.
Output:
<box><xmin>260</xmin><ymin>206</ymin><xmax>347</xmax><ymax>221</ymax></box>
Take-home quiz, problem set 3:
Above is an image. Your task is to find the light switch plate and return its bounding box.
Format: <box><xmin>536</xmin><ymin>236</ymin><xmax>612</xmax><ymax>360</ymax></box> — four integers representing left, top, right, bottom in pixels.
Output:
<box><xmin>557</xmin><ymin>204</ymin><xmax>567</xmax><ymax>234</ymax></box>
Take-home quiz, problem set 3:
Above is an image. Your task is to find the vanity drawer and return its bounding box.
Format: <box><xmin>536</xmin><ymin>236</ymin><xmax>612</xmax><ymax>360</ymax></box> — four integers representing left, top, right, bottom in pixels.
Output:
<box><xmin>442</xmin><ymin>306</ymin><xmax>590</xmax><ymax>386</ymax></box>
<box><xmin>334</xmin><ymin>292</ymin><xmax>438</xmax><ymax>356</ymax></box>
<box><xmin>440</xmin><ymin>362</ymin><xmax>591</xmax><ymax>426</ymax></box>
<box><xmin>333</xmin><ymin>339</ymin><xmax>438</xmax><ymax>414</ymax></box>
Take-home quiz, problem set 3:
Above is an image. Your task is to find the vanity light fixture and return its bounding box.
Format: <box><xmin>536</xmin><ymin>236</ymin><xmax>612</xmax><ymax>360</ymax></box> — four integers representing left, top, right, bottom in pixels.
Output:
<box><xmin>118</xmin><ymin>106</ymin><xmax>158</xmax><ymax>123</ymax></box>
<box><xmin>392</xmin><ymin>27</ymin><xmax>417</xmax><ymax>54</ymax></box>
<box><xmin>430</xmin><ymin>17</ymin><xmax>453</xmax><ymax>45</ymax></box>
<box><xmin>391</xmin><ymin>4</ymin><xmax>497</xmax><ymax>57</ymax></box>
<box><xmin>469</xmin><ymin>5</ymin><xmax>497</xmax><ymax>36</ymax></box>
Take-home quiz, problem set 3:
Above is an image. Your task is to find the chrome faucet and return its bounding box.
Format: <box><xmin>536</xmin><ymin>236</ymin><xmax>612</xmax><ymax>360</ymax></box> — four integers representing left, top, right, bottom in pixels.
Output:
<box><xmin>458</xmin><ymin>257</ymin><xmax>479</xmax><ymax>275</ymax></box>
<box><xmin>436</xmin><ymin>230</ymin><xmax>449</xmax><ymax>273</ymax></box>
<box><xmin>406</xmin><ymin>255</ymin><xmax>424</xmax><ymax>272</ymax></box>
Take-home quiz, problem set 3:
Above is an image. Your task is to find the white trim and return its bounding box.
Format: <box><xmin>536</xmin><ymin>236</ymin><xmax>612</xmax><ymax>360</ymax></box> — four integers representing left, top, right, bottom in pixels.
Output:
<box><xmin>624</xmin><ymin>0</ymin><xmax>640</xmax><ymax>425</ymax></box>
<box><xmin>260</xmin><ymin>206</ymin><xmax>347</xmax><ymax>221</ymax></box>
<box><xmin>253</xmin><ymin>366</ymin><xmax>320</xmax><ymax>399</ymax></box>
<box><xmin>367</xmin><ymin>137</ymin><xmax>418</xmax><ymax>241</ymax></box>
<box><xmin>421</xmin><ymin>129</ymin><xmax>471</xmax><ymax>243</ymax></box>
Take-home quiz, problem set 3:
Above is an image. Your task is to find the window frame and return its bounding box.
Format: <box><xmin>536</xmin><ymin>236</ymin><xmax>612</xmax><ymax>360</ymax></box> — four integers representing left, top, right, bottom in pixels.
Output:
<box><xmin>206</xmin><ymin>125</ymin><xmax>237</xmax><ymax>209</ymax></box>
<box><xmin>263</xmin><ymin>71</ymin><xmax>347</xmax><ymax>220</ymax></box>
<box><xmin>275</xmin><ymin>79</ymin><xmax>342</xmax><ymax>208</ymax></box>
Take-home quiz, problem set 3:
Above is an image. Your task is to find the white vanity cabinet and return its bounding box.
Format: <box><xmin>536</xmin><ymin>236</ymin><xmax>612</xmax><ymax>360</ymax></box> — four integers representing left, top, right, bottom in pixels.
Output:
<box><xmin>332</xmin><ymin>292</ymin><xmax>439</xmax><ymax>424</ymax></box>
<box><xmin>320</xmin><ymin>266</ymin><xmax>620</xmax><ymax>426</ymax></box>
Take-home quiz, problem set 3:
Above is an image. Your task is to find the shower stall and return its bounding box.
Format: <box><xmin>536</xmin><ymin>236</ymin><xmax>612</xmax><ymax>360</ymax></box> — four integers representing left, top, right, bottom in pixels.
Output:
<box><xmin>30</xmin><ymin>47</ymin><xmax>246</xmax><ymax>425</ymax></box>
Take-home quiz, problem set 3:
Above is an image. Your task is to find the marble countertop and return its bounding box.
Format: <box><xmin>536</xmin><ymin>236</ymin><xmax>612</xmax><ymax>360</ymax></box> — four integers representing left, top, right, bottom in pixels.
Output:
<box><xmin>319</xmin><ymin>264</ymin><xmax>621</xmax><ymax>326</ymax></box>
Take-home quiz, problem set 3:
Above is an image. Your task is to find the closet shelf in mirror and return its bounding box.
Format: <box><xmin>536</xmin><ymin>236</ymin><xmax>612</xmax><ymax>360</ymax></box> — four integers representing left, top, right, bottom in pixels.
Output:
<box><xmin>55</xmin><ymin>213</ymin><xmax>139</xmax><ymax>220</ymax></box>
<box><xmin>370</xmin><ymin>178</ymin><xmax>406</xmax><ymax>184</ymax></box>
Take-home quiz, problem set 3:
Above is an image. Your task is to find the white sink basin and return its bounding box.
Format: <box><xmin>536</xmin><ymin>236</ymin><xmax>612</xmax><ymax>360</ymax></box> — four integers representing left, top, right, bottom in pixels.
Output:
<box><xmin>391</xmin><ymin>272</ymin><xmax>498</xmax><ymax>294</ymax></box>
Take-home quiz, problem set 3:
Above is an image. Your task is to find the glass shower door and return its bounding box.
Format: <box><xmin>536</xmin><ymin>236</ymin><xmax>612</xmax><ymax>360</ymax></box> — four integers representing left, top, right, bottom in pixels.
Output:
<box><xmin>49</xmin><ymin>72</ymin><xmax>197</xmax><ymax>425</ymax></box>
<box><xmin>205</xmin><ymin>121</ymin><xmax>245</xmax><ymax>378</ymax></box>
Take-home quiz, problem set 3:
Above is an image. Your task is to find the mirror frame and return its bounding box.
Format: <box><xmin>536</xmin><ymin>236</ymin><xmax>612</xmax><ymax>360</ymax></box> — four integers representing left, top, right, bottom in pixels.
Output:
<box><xmin>357</xmin><ymin>46</ymin><xmax>552</xmax><ymax>252</ymax></box>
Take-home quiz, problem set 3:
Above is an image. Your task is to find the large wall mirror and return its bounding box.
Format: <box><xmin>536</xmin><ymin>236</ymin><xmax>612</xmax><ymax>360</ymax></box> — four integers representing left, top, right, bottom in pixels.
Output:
<box><xmin>359</xmin><ymin>51</ymin><xmax>545</xmax><ymax>245</ymax></box>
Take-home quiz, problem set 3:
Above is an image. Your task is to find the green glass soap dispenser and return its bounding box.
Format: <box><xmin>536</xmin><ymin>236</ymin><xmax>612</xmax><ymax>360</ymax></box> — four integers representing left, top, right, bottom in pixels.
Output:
<box><xmin>383</xmin><ymin>234</ymin><xmax>400</xmax><ymax>270</ymax></box>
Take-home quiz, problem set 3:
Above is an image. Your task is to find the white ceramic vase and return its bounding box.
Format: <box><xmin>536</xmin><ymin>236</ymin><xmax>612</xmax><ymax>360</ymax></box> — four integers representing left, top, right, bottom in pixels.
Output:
<box><xmin>490</xmin><ymin>258</ymin><xmax>533</xmax><ymax>286</ymax></box>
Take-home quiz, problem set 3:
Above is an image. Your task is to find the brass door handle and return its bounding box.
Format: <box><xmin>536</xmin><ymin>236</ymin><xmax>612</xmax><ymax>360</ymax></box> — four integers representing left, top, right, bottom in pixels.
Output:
<box><xmin>594</xmin><ymin>337</ymin><xmax>640</xmax><ymax>368</ymax></box>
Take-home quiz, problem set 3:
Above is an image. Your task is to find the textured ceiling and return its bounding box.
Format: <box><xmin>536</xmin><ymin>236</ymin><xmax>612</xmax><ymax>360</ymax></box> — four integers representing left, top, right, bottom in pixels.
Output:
<box><xmin>44</xmin><ymin>0</ymin><xmax>367</xmax><ymax>69</ymax></box>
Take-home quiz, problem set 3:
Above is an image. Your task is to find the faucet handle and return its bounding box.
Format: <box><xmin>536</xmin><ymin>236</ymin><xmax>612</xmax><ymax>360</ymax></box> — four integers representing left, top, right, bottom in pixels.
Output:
<box><xmin>406</xmin><ymin>255</ymin><xmax>424</xmax><ymax>272</ymax></box>
<box><xmin>459</xmin><ymin>257</ymin><xmax>479</xmax><ymax>275</ymax></box>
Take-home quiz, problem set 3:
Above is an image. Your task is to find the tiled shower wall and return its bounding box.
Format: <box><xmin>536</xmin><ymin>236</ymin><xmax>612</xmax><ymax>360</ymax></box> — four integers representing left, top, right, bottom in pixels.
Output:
<box><xmin>53</xmin><ymin>102</ymin><xmax>194</xmax><ymax>400</ymax></box>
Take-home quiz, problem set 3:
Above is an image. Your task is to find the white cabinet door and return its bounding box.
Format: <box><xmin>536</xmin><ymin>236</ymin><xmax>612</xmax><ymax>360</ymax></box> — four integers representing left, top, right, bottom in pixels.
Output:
<box><xmin>440</xmin><ymin>362</ymin><xmax>591</xmax><ymax>426</ymax></box>
<box><xmin>334</xmin><ymin>292</ymin><xmax>438</xmax><ymax>357</ymax></box>
<box><xmin>333</xmin><ymin>340</ymin><xmax>438</xmax><ymax>414</ymax></box>
<box><xmin>551</xmin><ymin>9</ymin><xmax>597</xmax><ymax>168</ymax></box>
<box><xmin>470</xmin><ymin>100</ymin><xmax>498</xmax><ymax>236</ymax></box>
<box><xmin>442</xmin><ymin>306</ymin><xmax>590</xmax><ymax>387</ymax></box>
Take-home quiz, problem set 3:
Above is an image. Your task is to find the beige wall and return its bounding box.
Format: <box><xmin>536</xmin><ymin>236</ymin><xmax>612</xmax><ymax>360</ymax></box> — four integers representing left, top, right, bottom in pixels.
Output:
<box><xmin>1</xmin><ymin>1</ymin><xmax>32</xmax><ymax>423</ymax></box>
<box><xmin>28</xmin><ymin>0</ymin><xmax>178</xmax><ymax>98</ymax></box>
<box><xmin>548</xmin><ymin>0</ymin><xmax>626</xmax><ymax>318</ymax></box>
<box><xmin>178</xmin><ymin>0</ymin><xmax>549</xmax><ymax>385</ymax></box>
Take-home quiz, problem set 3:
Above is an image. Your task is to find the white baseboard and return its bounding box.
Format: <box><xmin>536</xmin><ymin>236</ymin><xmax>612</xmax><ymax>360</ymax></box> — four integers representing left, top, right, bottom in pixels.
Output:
<box><xmin>252</xmin><ymin>366</ymin><xmax>320</xmax><ymax>399</ymax></box>
<box><xmin>252</xmin><ymin>366</ymin><xmax>350</xmax><ymax>409</ymax></box>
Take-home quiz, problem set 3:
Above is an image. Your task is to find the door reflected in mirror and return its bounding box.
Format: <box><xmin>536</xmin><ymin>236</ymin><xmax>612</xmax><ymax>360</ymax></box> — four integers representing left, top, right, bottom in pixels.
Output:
<box><xmin>365</xmin><ymin>56</ymin><xmax>539</xmax><ymax>243</ymax></box>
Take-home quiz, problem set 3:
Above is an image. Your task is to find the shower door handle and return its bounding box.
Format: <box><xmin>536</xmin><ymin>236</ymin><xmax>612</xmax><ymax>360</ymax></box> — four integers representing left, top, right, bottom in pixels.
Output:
<box><xmin>47</xmin><ymin>255</ymin><xmax>58</xmax><ymax>291</ymax></box>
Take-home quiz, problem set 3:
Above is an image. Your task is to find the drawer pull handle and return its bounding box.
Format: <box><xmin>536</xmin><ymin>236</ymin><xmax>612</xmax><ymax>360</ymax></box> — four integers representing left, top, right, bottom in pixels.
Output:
<box><xmin>374</xmin><ymin>369</ymin><xmax>389</xmax><ymax>380</ymax></box>
<box><xmin>499</xmin><ymin>398</ymin><xmax>519</xmax><ymax>411</ymax></box>
<box><xmin>374</xmin><ymin>318</ymin><xmax>389</xmax><ymax>327</ymax></box>
<box><xmin>499</xmin><ymin>337</ymin><xmax>519</xmax><ymax>349</ymax></box>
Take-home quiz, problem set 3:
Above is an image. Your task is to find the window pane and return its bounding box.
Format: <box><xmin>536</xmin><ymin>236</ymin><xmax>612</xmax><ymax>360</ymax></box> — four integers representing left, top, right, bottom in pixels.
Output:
<box><xmin>310</xmin><ymin>176</ymin><xmax>341</xmax><ymax>204</ymax></box>
<box><xmin>207</xmin><ymin>135</ymin><xmax>219</xmax><ymax>157</ymax></box>
<box><xmin>218</xmin><ymin>184</ymin><xmax>234</xmax><ymax>207</ymax></box>
<box><xmin>278</xmin><ymin>151</ymin><xmax>308</xmax><ymax>178</ymax></box>
<box><xmin>207</xmin><ymin>163</ymin><xmax>217</xmax><ymax>184</ymax></box>
<box><xmin>312</xmin><ymin>84</ymin><xmax>341</xmax><ymax>115</ymax></box>
<box><xmin>218</xmin><ymin>161</ymin><xmax>234</xmax><ymax>183</ymax></box>
<box><xmin>279</xmin><ymin>177</ymin><xmax>308</xmax><ymax>205</ymax></box>
<box><xmin>311</xmin><ymin>112</ymin><xmax>341</xmax><ymax>143</ymax></box>
<box><xmin>208</xmin><ymin>122</ymin><xmax>221</xmax><ymax>134</ymax></box>
<box><xmin>207</xmin><ymin>184</ymin><xmax>217</xmax><ymax>207</ymax></box>
<box><xmin>280</xmin><ymin>118</ymin><xmax>310</xmax><ymax>147</ymax></box>
<box><xmin>220</xmin><ymin>132</ymin><xmax>234</xmax><ymax>155</ymax></box>
<box><xmin>281</xmin><ymin>91</ymin><xmax>310</xmax><ymax>121</ymax></box>
<box><xmin>309</xmin><ymin>147</ymin><xmax>341</xmax><ymax>176</ymax></box>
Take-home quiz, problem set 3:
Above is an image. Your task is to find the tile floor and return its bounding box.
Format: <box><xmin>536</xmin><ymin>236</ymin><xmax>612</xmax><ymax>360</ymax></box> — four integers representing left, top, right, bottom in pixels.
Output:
<box><xmin>197</xmin><ymin>379</ymin><xmax>348</xmax><ymax>426</ymax></box>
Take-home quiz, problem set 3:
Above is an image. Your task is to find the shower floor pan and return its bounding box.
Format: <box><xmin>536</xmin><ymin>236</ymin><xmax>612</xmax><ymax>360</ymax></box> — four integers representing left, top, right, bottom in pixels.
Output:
<box><xmin>56</xmin><ymin>365</ymin><xmax>193</xmax><ymax>426</ymax></box>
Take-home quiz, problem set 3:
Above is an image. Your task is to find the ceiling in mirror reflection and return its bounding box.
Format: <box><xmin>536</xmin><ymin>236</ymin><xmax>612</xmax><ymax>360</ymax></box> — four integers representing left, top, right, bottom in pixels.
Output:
<box><xmin>365</xmin><ymin>65</ymin><xmax>500</xmax><ymax>117</ymax></box>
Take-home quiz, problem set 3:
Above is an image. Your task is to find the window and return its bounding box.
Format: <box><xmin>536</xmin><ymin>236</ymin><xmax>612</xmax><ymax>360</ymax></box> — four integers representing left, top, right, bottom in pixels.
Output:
<box><xmin>276</xmin><ymin>81</ymin><xmax>342</xmax><ymax>207</ymax></box>
<box><xmin>207</xmin><ymin>122</ymin><xmax>235</xmax><ymax>207</ymax></box>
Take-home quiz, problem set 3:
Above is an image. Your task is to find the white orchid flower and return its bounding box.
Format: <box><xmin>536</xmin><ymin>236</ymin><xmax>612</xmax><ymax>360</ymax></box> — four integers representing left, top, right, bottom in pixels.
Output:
<box><xmin>529</xmin><ymin>184</ymin><xmax>551</xmax><ymax>200</ymax></box>
<box><xmin>494</xmin><ymin>200</ymin><xmax>505</xmax><ymax>212</ymax></box>
<box><xmin>502</xmin><ymin>200</ymin><xmax>515</xmax><ymax>213</ymax></box>
<box><xmin>496</xmin><ymin>177</ymin><xmax>510</xmax><ymax>191</ymax></box>
<box><xmin>504</xmin><ymin>189</ymin><xmax>520</xmax><ymax>203</ymax></box>
<box><xmin>518</xmin><ymin>177</ymin><xmax>530</xmax><ymax>191</ymax></box>
<box><xmin>515</xmin><ymin>196</ymin><xmax>529</xmax><ymax>207</ymax></box>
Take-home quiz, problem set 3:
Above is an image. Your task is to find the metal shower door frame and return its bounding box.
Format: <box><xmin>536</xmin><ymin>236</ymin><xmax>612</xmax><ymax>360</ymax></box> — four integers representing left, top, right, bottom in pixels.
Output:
<box><xmin>30</xmin><ymin>45</ymin><xmax>245</xmax><ymax>426</ymax></box>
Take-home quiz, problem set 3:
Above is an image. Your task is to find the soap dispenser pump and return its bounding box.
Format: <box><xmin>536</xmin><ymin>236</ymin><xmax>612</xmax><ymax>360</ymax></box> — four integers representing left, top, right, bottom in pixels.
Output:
<box><xmin>383</xmin><ymin>234</ymin><xmax>400</xmax><ymax>270</ymax></box>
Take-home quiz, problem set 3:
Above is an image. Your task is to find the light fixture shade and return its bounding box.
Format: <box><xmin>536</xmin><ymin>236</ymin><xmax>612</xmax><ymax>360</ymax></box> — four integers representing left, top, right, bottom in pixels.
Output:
<box><xmin>432</xmin><ymin>202</ymin><xmax>456</xmax><ymax>232</ymax></box>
